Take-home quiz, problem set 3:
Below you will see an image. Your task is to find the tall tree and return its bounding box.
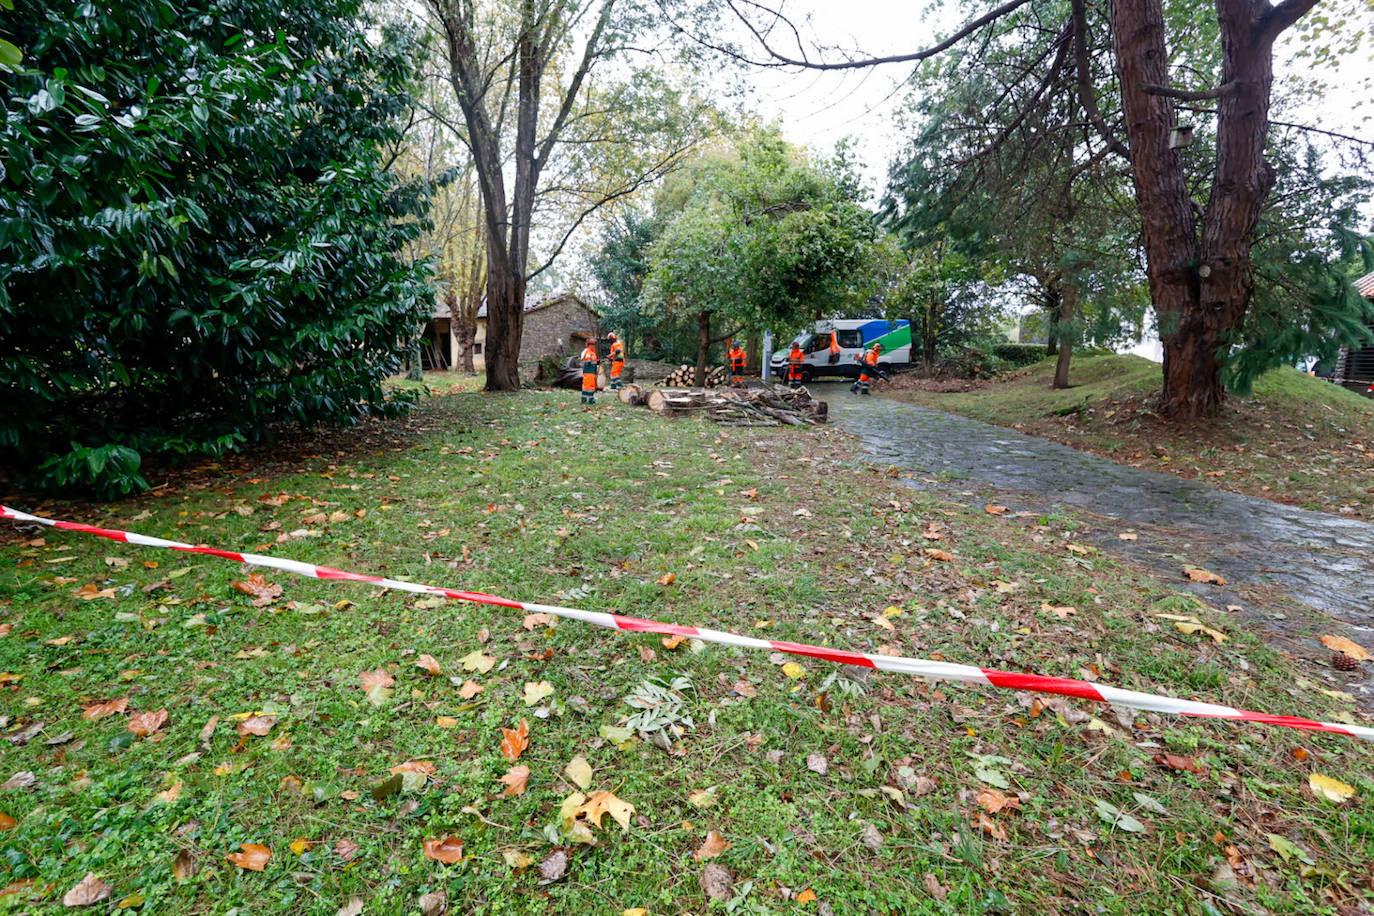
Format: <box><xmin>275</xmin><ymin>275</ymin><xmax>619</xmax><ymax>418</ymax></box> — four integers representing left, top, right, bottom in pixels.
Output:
<box><xmin>0</xmin><ymin>0</ymin><xmax>433</xmax><ymax>497</ymax></box>
<box><xmin>684</xmin><ymin>0</ymin><xmax>1361</xmax><ymax>417</ymax></box>
<box><xmin>424</xmin><ymin>0</ymin><xmax>713</xmax><ymax>391</ymax></box>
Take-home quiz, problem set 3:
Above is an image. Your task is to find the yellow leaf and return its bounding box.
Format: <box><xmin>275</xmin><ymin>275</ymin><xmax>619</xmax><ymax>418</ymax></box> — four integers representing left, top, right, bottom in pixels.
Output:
<box><xmin>873</xmin><ymin>615</ymin><xmax>894</xmax><ymax>631</ymax></box>
<box><xmin>502</xmin><ymin>849</ymin><xmax>534</xmax><ymax>869</ymax></box>
<box><xmin>796</xmin><ymin>889</ymin><xmax>817</xmax><ymax>904</ymax></box>
<box><xmin>1319</xmin><ymin>635</ymin><xmax>1371</xmax><ymax>662</ymax></box>
<box><xmin>522</xmin><ymin>681</ymin><xmax>554</xmax><ymax>706</ymax></box>
<box><xmin>581</xmin><ymin>790</ymin><xmax>635</xmax><ymax>830</ymax></box>
<box><xmin>559</xmin><ymin>791</ymin><xmax>587</xmax><ymax>825</ymax></box>
<box><xmin>435</xmin><ymin>716</ymin><xmax>459</xmax><ymax>728</ymax></box>
<box><xmin>460</xmin><ymin>651</ymin><xmax>496</xmax><ymax>674</ymax></box>
<box><xmin>781</xmin><ymin>661</ymin><xmax>805</xmax><ymax>679</ymax></box>
<box><xmin>289</xmin><ymin>838</ymin><xmax>315</xmax><ymax>856</ymax></box>
<box><xmin>688</xmin><ymin>787</ymin><xmax>717</xmax><ymax>808</ymax></box>
<box><xmin>1183</xmin><ymin>567</ymin><xmax>1226</xmax><ymax>585</ymax></box>
<box><xmin>882</xmin><ymin>606</ymin><xmax>904</xmax><ymax>618</ymax></box>
<box><xmin>152</xmin><ymin>780</ymin><xmax>183</xmax><ymax>804</ymax></box>
<box><xmin>623</xmin><ymin>909</ymin><xmax>648</xmax><ymax>916</ymax></box>
<box><xmin>1309</xmin><ymin>773</ymin><xmax>1356</xmax><ymax>803</ymax></box>
<box><xmin>1173</xmin><ymin>620</ymin><xmax>1227</xmax><ymax>643</ymax></box>
<box><xmin>564</xmin><ymin>756</ymin><xmax>593</xmax><ymax>791</ymax></box>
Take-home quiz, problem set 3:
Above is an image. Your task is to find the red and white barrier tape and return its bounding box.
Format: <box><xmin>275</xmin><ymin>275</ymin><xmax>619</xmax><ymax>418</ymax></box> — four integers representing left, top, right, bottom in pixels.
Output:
<box><xmin>3</xmin><ymin>503</ymin><xmax>1371</xmax><ymax>742</ymax></box>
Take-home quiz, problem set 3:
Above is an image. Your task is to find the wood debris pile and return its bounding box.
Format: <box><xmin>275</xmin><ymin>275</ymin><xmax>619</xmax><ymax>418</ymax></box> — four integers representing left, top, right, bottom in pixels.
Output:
<box><xmin>661</xmin><ymin>365</ymin><xmax>728</xmax><ymax>388</ymax></box>
<box><xmin>616</xmin><ymin>384</ymin><xmax>827</xmax><ymax>427</ymax></box>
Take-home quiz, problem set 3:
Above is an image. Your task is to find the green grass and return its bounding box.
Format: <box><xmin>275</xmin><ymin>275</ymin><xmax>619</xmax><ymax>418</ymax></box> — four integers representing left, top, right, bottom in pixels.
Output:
<box><xmin>887</xmin><ymin>353</ymin><xmax>1374</xmax><ymax>519</ymax></box>
<box><xmin>1</xmin><ymin>381</ymin><xmax>1371</xmax><ymax>914</ymax></box>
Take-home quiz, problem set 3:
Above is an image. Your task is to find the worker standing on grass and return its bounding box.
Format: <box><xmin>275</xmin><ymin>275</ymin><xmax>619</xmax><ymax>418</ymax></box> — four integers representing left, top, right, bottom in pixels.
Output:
<box><xmin>851</xmin><ymin>342</ymin><xmax>881</xmax><ymax>395</ymax></box>
<box><xmin>607</xmin><ymin>333</ymin><xmax>626</xmax><ymax>390</ymax></box>
<box><xmin>727</xmin><ymin>339</ymin><xmax>747</xmax><ymax>386</ymax></box>
<box><xmin>580</xmin><ymin>337</ymin><xmax>599</xmax><ymax>405</ymax></box>
<box><xmin>786</xmin><ymin>340</ymin><xmax>805</xmax><ymax>389</ymax></box>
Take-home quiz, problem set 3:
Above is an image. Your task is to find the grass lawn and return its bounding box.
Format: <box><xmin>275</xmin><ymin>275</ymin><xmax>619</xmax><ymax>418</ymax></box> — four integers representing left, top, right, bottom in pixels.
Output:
<box><xmin>882</xmin><ymin>354</ymin><xmax>1374</xmax><ymax>521</ymax></box>
<box><xmin>1</xmin><ymin>376</ymin><xmax>1372</xmax><ymax>914</ymax></box>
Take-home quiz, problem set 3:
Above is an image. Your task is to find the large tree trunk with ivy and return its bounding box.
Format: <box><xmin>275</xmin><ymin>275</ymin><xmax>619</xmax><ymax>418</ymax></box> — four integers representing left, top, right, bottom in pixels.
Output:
<box><xmin>1111</xmin><ymin>0</ymin><xmax>1314</xmax><ymax>418</ymax></box>
<box><xmin>695</xmin><ymin>309</ymin><xmax>712</xmax><ymax>387</ymax></box>
<box><xmin>1052</xmin><ymin>282</ymin><xmax>1076</xmax><ymax>389</ymax></box>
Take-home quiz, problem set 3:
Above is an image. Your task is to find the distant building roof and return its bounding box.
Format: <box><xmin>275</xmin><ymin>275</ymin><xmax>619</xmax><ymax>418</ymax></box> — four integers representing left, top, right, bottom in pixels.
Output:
<box><xmin>476</xmin><ymin>293</ymin><xmax>596</xmax><ymax>319</ymax></box>
<box><xmin>1356</xmin><ymin>270</ymin><xmax>1374</xmax><ymax>298</ymax></box>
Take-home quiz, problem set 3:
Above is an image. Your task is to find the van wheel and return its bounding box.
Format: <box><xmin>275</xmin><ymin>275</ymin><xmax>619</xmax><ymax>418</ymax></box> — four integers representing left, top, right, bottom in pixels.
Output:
<box><xmin>801</xmin><ymin>366</ymin><xmax>814</xmax><ymax>382</ymax></box>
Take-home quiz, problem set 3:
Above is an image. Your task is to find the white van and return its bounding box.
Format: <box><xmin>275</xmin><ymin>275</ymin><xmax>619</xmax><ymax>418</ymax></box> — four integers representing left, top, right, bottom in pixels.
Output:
<box><xmin>769</xmin><ymin>319</ymin><xmax>912</xmax><ymax>381</ymax></box>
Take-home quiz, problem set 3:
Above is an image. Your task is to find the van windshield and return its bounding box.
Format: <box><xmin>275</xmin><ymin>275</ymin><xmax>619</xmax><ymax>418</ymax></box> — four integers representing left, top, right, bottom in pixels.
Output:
<box><xmin>793</xmin><ymin>334</ymin><xmax>813</xmax><ymax>349</ymax></box>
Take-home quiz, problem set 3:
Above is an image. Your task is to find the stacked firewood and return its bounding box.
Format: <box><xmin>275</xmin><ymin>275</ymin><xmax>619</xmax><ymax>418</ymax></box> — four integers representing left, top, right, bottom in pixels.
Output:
<box><xmin>660</xmin><ymin>365</ymin><xmax>728</xmax><ymax>388</ymax></box>
<box><xmin>617</xmin><ymin>384</ymin><xmax>827</xmax><ymax>427</ymax></box>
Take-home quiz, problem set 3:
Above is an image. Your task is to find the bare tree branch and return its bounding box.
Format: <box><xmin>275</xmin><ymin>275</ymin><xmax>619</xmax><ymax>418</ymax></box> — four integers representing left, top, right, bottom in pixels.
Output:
<box><xmin>1142</xmin><ymin>81</ymin><xmax>1234</xmax><ymax>101</ymax></box>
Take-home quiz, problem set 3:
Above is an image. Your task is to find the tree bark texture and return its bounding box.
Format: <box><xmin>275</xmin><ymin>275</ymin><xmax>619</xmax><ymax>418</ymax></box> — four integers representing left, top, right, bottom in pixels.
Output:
<box><xmin>694</xmin><ymin>309</ymin><xmax>712</xmax><ymax>387</ymax></box>
<box><xmin>1111</xmin><ymin>0</ymin><xmax>1314</xmax><ymax>417</ymax></box>
<box><xmin>1052</xmin><ymin>282</ymin><xmax>1076</xmax><ymax>389</ymax></box>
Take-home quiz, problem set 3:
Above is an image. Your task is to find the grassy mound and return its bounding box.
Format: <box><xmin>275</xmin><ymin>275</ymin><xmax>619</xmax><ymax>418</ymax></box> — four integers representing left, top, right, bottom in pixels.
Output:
<box><xmin>885</xmin><ymin>354</ymin><xmax>1374</xmax><ymax>520</ymax></box>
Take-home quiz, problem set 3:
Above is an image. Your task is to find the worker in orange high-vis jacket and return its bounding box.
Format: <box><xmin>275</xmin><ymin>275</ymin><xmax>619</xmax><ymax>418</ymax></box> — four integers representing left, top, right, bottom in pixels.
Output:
<box><xmin>827</xmin><ymin>331</ymin><xmax>841</xmax><ymax>364</ymax></box>
<box><xmin>851</xmin><ymin>342</ymin><xmax>881</xmax><ymax>395</ymax></box>
<box><xmin>786</xmin><ymin>340</ymin><xmax>805</xmax><ymax>389</ymax></box>
<box><xmin>607</xmin><ymin>333</ymin><xmax>626</xmax><ymax>390</ymax></box>
<box><xmin>727</xmin><ymin>339</ymin><xmax>746</xmax><ymax>386</ymax></box>
<box><xmin>580</xmin><ymin>337</ymin><xmax>599</xmax><ymax>405</ymax></box>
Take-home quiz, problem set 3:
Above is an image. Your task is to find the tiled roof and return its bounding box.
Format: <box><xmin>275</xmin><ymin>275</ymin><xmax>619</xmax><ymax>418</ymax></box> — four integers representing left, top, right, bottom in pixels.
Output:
<box><xmin>1356</xmin><ymin>270</ymin><xmax>1374</xmax><ymax>298</ymax></box>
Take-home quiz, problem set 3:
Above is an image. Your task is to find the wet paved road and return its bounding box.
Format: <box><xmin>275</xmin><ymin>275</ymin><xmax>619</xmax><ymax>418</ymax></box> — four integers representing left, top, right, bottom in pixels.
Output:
<box><xmin>823</xmin><ymin>387</ymin><xmax>1373</xmax><ymax>641</ymax></box>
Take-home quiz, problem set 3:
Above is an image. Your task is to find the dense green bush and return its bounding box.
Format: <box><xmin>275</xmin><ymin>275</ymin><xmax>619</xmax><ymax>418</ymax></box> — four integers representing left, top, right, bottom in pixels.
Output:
<box><xmin>0</xmin><ymin>0</ymin><xmax>434</xmax><ymax>497</ymax></box>
<box><xmin>991</xmin><ymin>343</ymin><xmax>1048</xmax><ymax>366</ymax></box>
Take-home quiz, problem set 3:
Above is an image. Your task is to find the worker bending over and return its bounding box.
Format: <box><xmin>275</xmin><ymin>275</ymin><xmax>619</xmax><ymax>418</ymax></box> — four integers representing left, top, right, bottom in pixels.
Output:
<box><xmin>727</xmin><ymin>340</ymin><xmax>747</xmax><ymax>386</ymax></box>
<box><xmin>580</xmin><ymin>337</ymin><xmax>599</xmax><ymax>405</ymax></box>
<box><xmin>851</xmin><ymin>342</ymin><xmax>881</xmax><ymax>395</ymax></box>
<box><xmin>607</xmin><ymin>333</ymin><xmax>626</xmax><ymax>390</ymax></box>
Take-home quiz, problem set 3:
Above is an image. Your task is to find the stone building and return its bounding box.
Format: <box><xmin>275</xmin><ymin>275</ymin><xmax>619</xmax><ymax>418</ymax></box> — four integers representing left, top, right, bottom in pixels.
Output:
<box><xmin>473</xmin><ymin>294</ymin><xmax>601</xmax><ymax>372</ymax></box>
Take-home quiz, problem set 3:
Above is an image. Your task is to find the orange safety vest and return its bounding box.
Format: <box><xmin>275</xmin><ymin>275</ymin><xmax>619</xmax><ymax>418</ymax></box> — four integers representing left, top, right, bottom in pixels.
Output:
<box><xmin>787</xmin><ymin>346</ymin><xmax>804</xmax><ymax>379</ymax></box>
<box><xmin>859</xmin><ymin>348</ymin><xmax>878</xmax><ymax>381</ymax></box>
<box><xmin>609</xmin><ymin>341</ymin><xmax>625</xmax><ymax>377</ymax></box>
<box><xmin>828</xmin><ymin>333</ymin><xmax>840</xmax><ymax>357</ymax></box>
<box><xmin>581</xmin><ymin>345</ymin><xmax>599</xmax><ymax>391</ymax></box>
<box><xmin>728</xmin><ymin>346</ymin><xmax>745</xmax><ymax>372</ymax></box>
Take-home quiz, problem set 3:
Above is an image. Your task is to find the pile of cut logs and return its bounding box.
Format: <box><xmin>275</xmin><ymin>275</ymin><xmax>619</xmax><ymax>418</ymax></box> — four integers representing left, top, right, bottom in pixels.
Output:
<box><xmin>616</xmin><ymin>384</ymin><xmax>827</xmax><ymax>427</ymax></box>
<box><xmin>660</xmin><ymin>365</ymin><xmax>728</xmax><ymax>388</ymax></box>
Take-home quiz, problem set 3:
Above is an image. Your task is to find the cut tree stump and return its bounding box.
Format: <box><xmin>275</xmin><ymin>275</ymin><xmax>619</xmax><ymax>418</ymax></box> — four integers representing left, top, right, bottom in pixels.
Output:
<box><xmin>617</xmin><ymin>384</ymin><xmax>648</xmax><ymax>406</ymax></box>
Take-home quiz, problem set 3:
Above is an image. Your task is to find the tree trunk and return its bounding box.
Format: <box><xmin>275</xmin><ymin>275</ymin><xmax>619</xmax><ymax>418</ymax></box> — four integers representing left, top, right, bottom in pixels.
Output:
<box><xmin>746</xmin><ymin>333</ymin><xmax>760</xmax><ymax>371</ymax></box>
<box><xmin>1111</xmin><ymin>0</ymin><xmax>1304</xmax><ymax>417</ymax></box>
<box><xmin>1044</xmin><ymin>284</ymin><xmax>1061</xmax><ymax>357</ymax></box>
<box><xmin>921</xmin><ymin>296</ymin><xmax>938</xmax><ymax>371</ymax></box>
<box><xmin>455</xmin><ymin>320</ymin><xmax>476</xmax><ymax>373</ymax></box>
<box><xmin>483</xmin><ymin>257</ymin><xmax>525</xmax><ymax>391</ymax></box>
<box><xmin>1052</xmin><ymin>282</ymin><xmax>1076</xmax><ymax>389</ymax></box>
<box><xmin>694</xmin><ymin>309</ymin><xmax>712</xmax><ymax>387</ymax></box>
<box><xmin>407</xmin><ymin>338</ymin><xmax>424</xmax><ymax>381</ymax></box>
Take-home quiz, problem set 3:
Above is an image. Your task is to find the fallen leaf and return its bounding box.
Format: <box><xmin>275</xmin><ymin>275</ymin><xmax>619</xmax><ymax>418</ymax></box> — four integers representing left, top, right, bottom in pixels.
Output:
<box><xmin>172</xmin><ymin>850</ymin><xmax>197</xmax><ymax>881</ymax></box>
<box><xmin>152</xmin><ymin>780</ymin><xmax>183</xmax><ymax>804</ymax></box>
<box><xmin>1183</xmin><ymin>567</ymin><xmax>1226</xmax><ymax>585</ymax></box>
<box><xmin>0</xmin><ymin>813</ymin><xmax>15</xmax><ymax>830</ymax></box>
<box><xmin>973</xmin><ymin>811</ymin><xmax>1007</xmax><ymax>840</ymax></box>
<box><xmin>62</xmin><ymin>872</ymin><xmax>112</xmax><ymax>907</ymax></box>
<box><xmin>1094</xmin><ymin>800</ymin><xmax>1145</xmax><ymax>833</ymax></box>
<box><xmin>236</xmin><ymin>715</ymin><xmax>276</xmax><ymax>737</ymax></box>
<box><xmin>460</xmin><ymin>651</ymin><xmax>496</xmax><ymax>674</ymax></box>
<box><xmin>1309</xmin><ymin>773</ymin><xmax>1356</xmax><ymax>803</ymax></box>
<box><xmin>661</xmin><ymin>634</ymin><xmax>686</xmax><ymax>650</ymax></box>
<box><xmin>700</xmin><ymin>863</ymin><xmax>734</xmax><ymax>901</ymax></box>
<box><xmin>1153</xmin><ymin>753</ymin><xmax>1208</xmax><ymax>774</ymax></box>
<box><xmin>564</xmin><ymin>756</ymin><xmax>593</xmax><ymax>791</ymax></box>
<box><xmin>501</xmin><ymin>849</ymin><xmax>534</xmax><ymax>869</ymax></box>
<box><xmin>1319</xmin><ymin>635</ymin><xmax>1370</xmax><ymax>662</ymax></box>
<box><xmin>623</xmin><ymin>909</ymin><xmax>648</xmax><ymax>916</ymax></box>
<box><xmin>415</xmin><ymin>654</ymin><xmax>443</xmax><ymax>676</ymax></box>
<box><xmin>127</xmin><ymin>709</ymin><xmax>168</xmax><ymax>737</ymax></box>
<box><xmin>538</xmin><ymin>848</ymin><xmax>569</xmax><ymax>882</ymax></box>
<box><xmin>72</xmin><ymin>583</ymin><xmax>117</xmax><ymax>601</ymax></box>
<box><xmin>336</xmin><ymin>898</ymin><xmax>364</xmax><ymax>916</ymax></box>
<box><xmin>226</xmin><ymin>843</ymin><xmax>271</xmax><ymax>870</ymax></box>
<box><xmin>976</xmin><ymin>788</ymin><xmax>1021</xmax><ymax>814</ymax></box>
<box><xmin>359</xmin><ymin>669</ymin><xmax>394</xmax><ymax>691</ymax></box>
<box><xmin>581</xmin><ymin>790</ymin><xmax>635</xmax><ymax>830</ymax></box>
<box><xmin>656</xmin><ymin>573</ymin><xmax>676</xmax><ymax>586</ymax></box>
<box><xmin>796</xmin><ymin>888</ymin><xmax>817</xmax><ymax>904</ymax></box>
<box><xmin>334</xmin><ymin>839</ymin><xmax>361</xmax><ymax>862</ymax></box>
<box><xmin>781</xmin><ymin>661</ymin><xmax>806</xmax><ymax>679</ymax></box>
<box><xmin>1</xmin><ymin>771</ymin><xmax>34</xmax><ymax>791</ymax></box>
<box><xmin>924</xmin><ymin>548</ymin><xmax>955</xmax><ymax>562</ymax></box>
<box><xmin>390</xmin><ymin>760</ymin><xmax>437</xmax><ymax>776</ymax></box>
<box><xmin>860</xmin><ymin>822</ymin><xmax>884</xmax><ymax>851</ymax></box>
<box><xmin>693</xmin><ymin>829</ymin><xmax>731</xmax><ymax>861</ymax></box>
<box><xmin>289</xmin><ymin>838</ymin><xmax>315</xmax><ymax>855</ymax></box>
<box><xmin>418</xmin><ymin>890</ymin><xmax>448</xmax><ymax>916</ymax></box>
<box><xmin>983</xmin><ymin>505</ymin><xmax>1008</xmax><ymax>515</ymax></box>
<box><xmin>922</xmin><ymin>872</ymin><xmax>949</xmax><ymax>901</ymax></box>
<box><xmin>500</xmin><ymin>719</ymin><xmax>530</xmax><ymax>762</ymax></box>
<box><xmin>522</xmin><ymin>613</ymin><xmax>550</xmax><ymax>630</ymax></box>
<box><xmin>82</xmin><ymin>697</ymin><xmax>130</xmax><ymax>720</ymax></box>
<box><xmin>422</xmin><ymin>836</ymin><xmax>465</xmax><ymax>864</ymax></box>
<box><xmin>522</xmin><ymin>681</ymin><xmax>554</xmax><ymax>706</ymax></box>
<box><xmin>806</xmin><ymin>753</ymin><xmax>829</xmax><ymax>775</ymax></box>
<box><xmin>232</xmin><ymin>573</ymin><xmax>283</xmax><ymax>605</ymax></box>
<box><xmin>499</xmin><ymin>765</ymin><xmax>530</xmax><ymax>796</ymax></box>
<box><xmin>1266</xmin><ymin>833</ymin><xmax>1315</xmax><ymax>865</ymax></box>
<box><xmin>688</xmin><ymin>787</ymin><xmax>717</xmax><ymax>808</ymax></box>
<box><xmin>1118</xmin><ymin>532</ymin><xmax>1138</xmax><ymax>541</ymax></box>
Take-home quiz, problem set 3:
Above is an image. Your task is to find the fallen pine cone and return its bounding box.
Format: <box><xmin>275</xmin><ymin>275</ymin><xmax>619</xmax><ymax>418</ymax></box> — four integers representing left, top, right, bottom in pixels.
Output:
<box><xmin>1332</xmin><ymin>652</ymin><xmax>1361</xmax><ymax>672</ymax></box>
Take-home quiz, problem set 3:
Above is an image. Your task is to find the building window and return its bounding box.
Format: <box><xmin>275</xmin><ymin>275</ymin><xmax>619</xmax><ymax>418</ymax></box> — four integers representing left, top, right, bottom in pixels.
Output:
<box><xmin>473</xmin><ymin>343</ymin><xmax>483</xmax><ymax>355</ymax></box>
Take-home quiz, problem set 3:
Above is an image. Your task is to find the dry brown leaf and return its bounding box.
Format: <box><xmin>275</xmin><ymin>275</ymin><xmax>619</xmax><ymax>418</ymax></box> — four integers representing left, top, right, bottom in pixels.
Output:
<box><xmin>580</xmin><ymin>790</ymin><xmax>635</xmax><ymax>830</ymax></box>
<box><xmin>358</xmin><ymin>669</ymin><xmax>394</xmax><ymax>690</ymax></box>
<box><xmin>973</xmin><ymin>811</ymin><xmax>1008</xmax><ymax>841</ymax></box>
<box><xmin>457</xmin><ymin>680</ymin><xmax>484</xmax><ymax>699</ymax></box>
<box><xmin>922</xmin><ymin>873</ymin><xmax>949</xmax><ymax>901</ymax></box>
<box><xmin>499</xmin><ymin>765</ymin><xmax>530</xmax><ymax>796</ymax></box>
<box><xmin>422</xmin><ymin>836</ymin><xmax>465</xmax><ymax>864</ymax></box>
<box><xmin>661</xmin><ymin>634</ymin><xmax>686</xmax><ymax>650</ymax></box>
<box><xmin>976</xmin><ymin>788</ymin><xmax>1021</xmax><ymax>815</ymax></box>
<box><xmin>232</xmin><ymin>573</ymin><xmax>283</xmax><ymax>604</ymax></box>
<box><xmin>700</xmin><ymin>863</ymin><xmax>734</xmax><ymax>901</ymax></box>
<box><xmin>522</xmin><ymin>613</ymin><xmax>550</xmax><ymax>630</ymax></box>
<box><xmin>127</xmin><ymin>709</ymin><xmax>168</xmax><ymax>737</ymax></box>
<box><xmin>1319</xmin><ymin>635</ymin><xmax>1371</xmax><ymax>662</ymax></box>
<box><xmin>500</xmin><ymin>719</ymin><xmax>530</xmax><ymax>762</ymax></box>
<box><xmin>336</xmin><ymin>898</ymin><xmax>364</xmax><ymax>916</ymax></box>
<box><xmin>983</xmin><ymin>505</ymin><xmax>1009</xmax><ymax>515</ymax></box>
<box><xmin>72</xmin><ymin>583</ymin><xmax>117</xmax><ymax>601</ymax></box>
<box><xmin>334</xmin><ymin>839</ymin><xmax>360</xmax><ymax>862</ymax></box>
<box><xmin>656</xmin><ymin>573</ymin><xmax>676</xmax><ymax>585</ymax></box>
<box><xmin>171</xmin><ymin>850</ymin><xmax>197</xmax><ymax>882</ymax></box>
<box><xmin>924</xmin><ymin>548</ymin><xmax>955</xmax><ymax>562</ymax></box>
<box><xmin>538</xmin><ymin>848</ymin><xmax>570</xmax><ymax>882</ymax></box>
<box><xmin>226</xmin><ymin>843</ymin><xmax>271</xmax><ymax>871</ymax></box>
<box><xmin>414</xmin><ymin>654</ymin><xmax>443</xmax><ymax>675</ymax></box>
<box><xmin>82</xmin><ymin>697</ymin><xmax>129</xmax><ymax>720</ymax></box>
<box><xmin>1153</xmin><ymin>753</ymin><xmax>1208</xmax><ymax>774</ymax></box>
<box><xmin>693</xmin><ymin>829</ymin><xmax>731</xmax><ymax>861</ymax></box>
<box><xmin>62</xmin><ymin>872</ymin><xmax>112</xmax><ymax>907</ymax></box>
<box><xmin>418</xmin><ymin>890</ymin><xmax>448</xmax><ymax>916</ymax></box>
<box><xmin>1183</xmin><ymin>567</ymin><xmax>1226</xmax><ymax>585</ymax></box>
<box><xmin>152</xmin><ymin>780</ymin><xmax>183</xmax><ymax>805</ymax></box>
<box><xmin>0</xmin><ymin>813</ymin><xmax>16</xmax><ymax>830</ymax></box>
<box><xmin>236</xmin><ymin>715</ymin><xmax>276</xmax><ymax>737</ymax></box>
<box><xmin>390</xmin><ymin>760</ymin><xmax>437</xmax><ymax>776</ymax></box>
